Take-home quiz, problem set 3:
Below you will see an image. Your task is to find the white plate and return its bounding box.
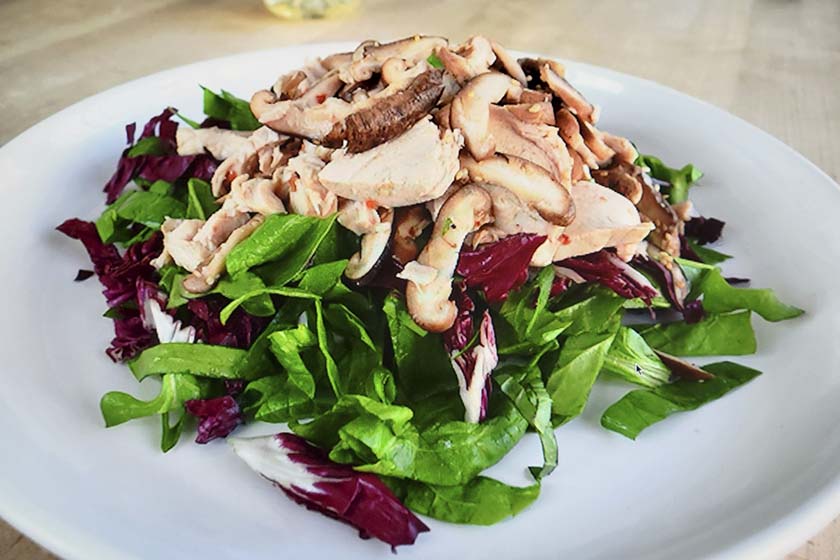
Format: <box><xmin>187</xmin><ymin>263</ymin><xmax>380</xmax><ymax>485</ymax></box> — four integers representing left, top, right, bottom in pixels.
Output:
<box><xmin>1</xmin><ymin>43</ymin><xmax>838</xmax><ymax>560</ymax></box>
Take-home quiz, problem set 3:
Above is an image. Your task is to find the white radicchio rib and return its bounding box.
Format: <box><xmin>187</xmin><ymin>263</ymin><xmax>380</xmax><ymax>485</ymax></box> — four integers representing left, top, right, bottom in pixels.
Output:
<box><xmin>449</xmin><ymin>309</ymin><xmax>498</xmax><ymax>423</ymax></box>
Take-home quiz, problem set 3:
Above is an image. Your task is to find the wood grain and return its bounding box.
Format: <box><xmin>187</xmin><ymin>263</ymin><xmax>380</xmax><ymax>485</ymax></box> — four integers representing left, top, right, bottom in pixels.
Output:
<box><xmin>1</xmin><ymin>0</ymin><xmax>838</xmax><ymax>558</ymax></box>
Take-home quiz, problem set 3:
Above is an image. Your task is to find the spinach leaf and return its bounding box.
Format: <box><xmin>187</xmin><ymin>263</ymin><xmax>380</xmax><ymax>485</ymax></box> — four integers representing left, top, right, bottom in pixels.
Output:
<box><xmin>226</xmin><ymin>213</ymin><xmax>337</xmax><ymax>282</ymax></box>
<box><xmin>185</xmin><ymin>178</ymin><xmax>219</xmax><ymax>220</ymax></box>
<box><xmin>127</xmin><ymin>136</ymin><xmax>168</xmax><ymax>157</ymax></box>
<box><xmin>497</xmin><ymin>268</ymin><xmax>569</xmax><ymax>355</ymax></box>
<box><xmin>383</xmin><ymin>293</ymin><xmax>456</xmax><ymax>402</ymax></box>
<box><xmin>685</xmin><ymin>239</ymin><xmax>731</xmax><ymax>265</ymax></box>
<box><xmin>219</xmin><ymin>286</ymin><xmax>319</xmax><ymax>324</ymax></box>
<box><xmin>635</xmin><ymin>153</ymin><xmax>703</xmax><ymax>204</ymax></box>
<box><xmin>678</xmin><ymin>259</ymin><xmax>804</xmax><ymax>322</ymax></box>
<box><xmin>268</xmin><ymin>324</ymin><xmax>318</xmax><ymax>398</ymax></box>
<box><xmin>128</xmin><ymin>343</ymin><xmax>249</xmax><ymax>381</ymax></box>
<box><xmin>545</xmin><ymin>330</ymin><xmax>618</xmax><ymax>424</ymax></box>
<box><xmin>601</xmin><ymin>361</ymin><xmax>761</xmax><ymax>439</ymax></box>
<box><xmin>160</xmin><ymin>409</ymin><xmax>187</xmax><ymax>452</ymax></box>
<box><xmin>95</xmin><ymin>188</ymin><xmax>184</xmax><ymax>243</ymax></box>
<box><xmin>552</xmin><ymin>284</ymin><xmax>626</xmax><ymax>336</ymax></box>
<box><xmin>210</xmin><ymin>271</ymin><xmax>275</xmax><ymax>317</ymax></box>
<box><xmin>496</xmin><ymin>362</ymin><xmax>557</xmax><ymax>480</ymax></box>
<box><xmin>241</xmin><ymin>375</ymin><xmax>332</xmax><ymax>423</ymax></box>
<box><xmin>602</xmin><ymin>327</ymin><xmax>671</xmax><ymax>388</ymax></box>
<box><xmin>314</xmin><ymin>300</ymin><xmax>342</xmax><ymax>397</ymax></box>
<box><xmin>637</xmin><ymin>311</ymin><xmax>756</xmax><ymax>356</ymax></box>
<box><xmin>100</xmin><ymin>373</ymin><xmax>205</xmax><ymax>427</ymax></box>
<box><xmin>201</xmin><ymin>86</ymin><xmax>261</xmax><ymax>131</ymax></box>
<box><xmin>292</xmin><ymin>395</ymin><xmax>528</xmax><ymax>486</ymax></box>
<box><xmin>386</xmin><ymin>476</ymin><xmax>540</xmax><ymax>525</ymax></box>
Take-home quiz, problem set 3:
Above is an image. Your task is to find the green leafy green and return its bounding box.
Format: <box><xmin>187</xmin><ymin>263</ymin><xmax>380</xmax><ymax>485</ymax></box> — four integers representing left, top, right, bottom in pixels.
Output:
<box><xmin>602</xmin><ymin>327</ymin><xmax>671</xmax><ymax>388</ymax></box>
<box><xmin>601</xmin><ymin>361</ymin><xmax>761</xmax><ymax>439</ymax></box>
<box><xmin>210</xmin><ymin>271</ymin><xmax>276</xmax><ymax>317</ymax></box>
<box><xmin>226</xmin><ymin>213</ymin><xmax>337</xmax><ymax>282</ymax></box>
<box><xmin>95</xmin><ymin>187</ymin><xmax>184</xmax><ymax>243</ymax></box>
<box><xmin>386</xmin><ymin>476</ymin><xmax>540</xmax><ymax>525</ymax></box>
<box><xmin>314</xmin><ymin>300</ymin><xmax>341</xmax><ymax>397</ymax></box>
<box><xmin>426</xmin><ymin>53</ymin><xmax>444</xmax><ymax>69</ymax></box>
<box><xmin>383</xmin><ymin>294</ymin><xmax>456</xmax><ymax>402</ymax></box>
<box><xmin>128</xmin><ymin>343</ymin><xmax>249</xmax><ymax>381</ymax></box>
<box><xmin>185</xmin><ymin>178</ymin><xmax>219</xmax><ymax>220</ymax></box>
<box><xmin>497</xmin><ymin>268</ymin><xmax>569</xmax><ymax>355</ymax></box>
<box><xmin>496</xmin><ymin>361</ymin><xmax>557</xmax><ymax>480</ymax></box>
<box><xmin>635</xmin><ymin>153</ymin><xmax>703</xmax><ymax>204</ymax></box>
<box><xmin>685</xmin><ymin>239</ymin><xmax>731</xmax><ymax>265</ymax></box>
<box><xmin>201</xmin><ymin>86</ymin><xmax>261</xmax><ymax>130</ymax></box>
<box><xmin>678</xmin><ymin>259</ymin><xmax>804</xmax><ymax>322</ymax></box>
<box><xmin>219</xmin><ymin>286</ymin><xmax>319</xmax><ymax>324</ymax></box>
<box><xmin>636</xmin><ymin>311</ymin><xmax>757</xmax><ymax>356</ymax></box>
<box><xmin>127</xmin><ymin>136</ymin><xmax>168</xmax><ymax>157</ymax></box>
<box><xmin>268</xmin><ymin>324</ymin><xmax>318</xmax><ymax>398</ymax></box>
<box><xmin>552</xmin><ymin>285</ymin><xmax>626</xmax><ymax>336</ymax></box>
<box><xmin>292</xmin><ymin>395</ymin><xmax>527</xmax><ymax>486</ymax></box>
<box><xmin>160</xmin><ymin>409</ymin><xmax>187</xmax><ymax>452</ymax></box>
<box><xmin>100</xmin><ymin>373</ymin><xmax>205</xmax><ymax>427</ymax></box>
<box><xmin>545</xmin><ymin>330</ymin><xmax>618</xmax><ymax>424</ymax></box>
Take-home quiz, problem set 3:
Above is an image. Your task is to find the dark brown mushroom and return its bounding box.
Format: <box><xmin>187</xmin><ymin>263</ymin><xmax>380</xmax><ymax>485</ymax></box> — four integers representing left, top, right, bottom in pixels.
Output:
<box><xmin>591</xmin><ymin>160</ymin><xmax>644</xmax><ymax>205</ymax></box>
<box><xmin>520</xmin><ymin>58</ymin><xmax>598</xmax><ymax>124</ymax></box>
<box><xmin>392</xmin><ymin>206</ymin><xmax>432</xmax><ymax>264</ymax></box>
<box><xmin>322</xmin><ymin>68</ymin><xmax>444</xmax><ymax>153</ymax></box>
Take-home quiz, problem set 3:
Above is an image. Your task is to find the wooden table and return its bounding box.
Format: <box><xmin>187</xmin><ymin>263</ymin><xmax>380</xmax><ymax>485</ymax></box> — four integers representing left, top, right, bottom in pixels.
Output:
<box><xmin>1</xmin><ymin>0</ymin><xmax>838</xmax><ymax>558</ymax></box>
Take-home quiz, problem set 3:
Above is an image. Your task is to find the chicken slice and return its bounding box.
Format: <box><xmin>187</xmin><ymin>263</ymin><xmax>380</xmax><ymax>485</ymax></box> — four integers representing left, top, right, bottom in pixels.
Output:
<box><xmin>318</xmin><ymin>117</ymin><xmax>462</xmax><ymax>208</ymax></box>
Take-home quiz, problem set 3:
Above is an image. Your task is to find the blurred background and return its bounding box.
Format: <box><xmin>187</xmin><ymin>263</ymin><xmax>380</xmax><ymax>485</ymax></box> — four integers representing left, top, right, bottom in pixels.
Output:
<box><xmin>0</xmin><ymin>0</ymin><xmax>838</xmax><ymax>558</ymax></box>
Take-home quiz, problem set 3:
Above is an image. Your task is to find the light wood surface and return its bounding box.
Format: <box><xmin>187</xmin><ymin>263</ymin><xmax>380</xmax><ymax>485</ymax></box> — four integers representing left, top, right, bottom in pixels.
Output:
<box><xmin>1</xmin><ymin>0</ymin><xmax>838</xmax><ymax>558</ymax></box>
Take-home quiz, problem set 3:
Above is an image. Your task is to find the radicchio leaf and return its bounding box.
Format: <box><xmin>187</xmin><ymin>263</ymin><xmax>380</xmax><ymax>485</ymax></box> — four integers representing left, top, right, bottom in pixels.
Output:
<box><xmin>57</xmin><ymin>219</ymin><xmax>164</xmax><ymax>360</ymax></box>
<box><xmin>229</xmin><ymin>433</ymin><xmax>429</xmax><ymax>549</ymax></box>
<box><xmin>457</xmin><ymin>234</ymin><xmax>547</xmax><ymax>303</ymax></box>
<box><xmin>442</xmin><ymin>285</ymin><xmax>498</xmax><ymax>423</ymax></box>
<box><xmin>684</xmin><ymin>216</ymin><xmax>725</xmax><ymax>245</ymax></box>
<box><xmin>185</xmin><ymin>396</ymin><xmax>243</xmax><ymax>443</ymax></box>
<box><xmin>631</xmin><ymin>254</ymin><xmax>705</xmax><ymax>324</ymax></box>
<box><xmin>104</xmin><ymin>108</ymin><xmax>218</xmax><ymax>203</ymax></box>
<box><xmin>187</xmin><ymin>297</ymin><xmax>269</xmax><ymax>349</ymax></box>
<box><xmin>556</xmin><ymin>250</ymin><xmax>659</xmax><ymax>305</ymax></box>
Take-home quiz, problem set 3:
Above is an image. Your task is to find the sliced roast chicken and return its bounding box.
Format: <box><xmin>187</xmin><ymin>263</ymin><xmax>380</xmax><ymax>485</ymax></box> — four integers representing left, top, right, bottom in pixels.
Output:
<box><xmin>149</xmin><ymin>35</ymin><xmax>684</xmax><ymax>326</ymax></box>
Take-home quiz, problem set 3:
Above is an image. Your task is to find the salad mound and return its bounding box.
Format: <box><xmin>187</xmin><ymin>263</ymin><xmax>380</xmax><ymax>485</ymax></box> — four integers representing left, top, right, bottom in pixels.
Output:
<box><xmin>58</xmin><ymin>35</ymin><xmax>803</xmax><ymax>548</ymax></box>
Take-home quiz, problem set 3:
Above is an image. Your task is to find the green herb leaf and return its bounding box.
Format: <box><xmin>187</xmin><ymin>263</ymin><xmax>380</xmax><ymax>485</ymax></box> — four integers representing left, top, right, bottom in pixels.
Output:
<box><xmin>426</xmin><ymin>53</ymin><xmax>444</xmax><ymax>69</ymax></box>
<box><xmin>386</xmin><ymin>476</ymin><xmax>540</xmax><ymax>525</ymax></box>
<box><xmin>636</xmin><ymin>311</ymin><xmax>757</xmax><ymax>356</ymax></box>
<box><xmin>685</xmin><ymin>239</ymin><xmax>732</xmax><ymax>265</ymax></box>
<box><xmin>601</xmin><ymin>361</ymin><xmax>761</xmax><ymax>439</ymax></box>
<box><xmin>128</xmin><ymin>343</ymin><xmax>249</xmax><ymax>381</ymax></box>
<box><xmin>635</xmin><ymin>153</ymin><xmax>703</xmax><ymax>204</ymax></box>
<box><xmin>602</xmin><ymin>327</ymin><xmax>671</xmax><ymax>388</ymax></box>
<box><xmin>201</xmin><ymin>86</ymin><xmax>261</xmax><ymax>131</ymax></box>
<box><xmin>185</xmin><ymin>178</ymin><xmax>219</xmax><ymax>220</ymax></box>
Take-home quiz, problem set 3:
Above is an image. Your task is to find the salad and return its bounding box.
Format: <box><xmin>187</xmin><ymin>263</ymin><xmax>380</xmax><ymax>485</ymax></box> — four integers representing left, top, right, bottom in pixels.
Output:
<box><xmin>58</xmin><ymin>35</ymin><xmax>803</xmax><ymax>549</ymax></box>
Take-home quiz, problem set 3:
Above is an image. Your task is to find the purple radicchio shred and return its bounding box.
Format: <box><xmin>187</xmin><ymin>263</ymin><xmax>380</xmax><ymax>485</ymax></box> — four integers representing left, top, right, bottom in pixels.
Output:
<box><xmin>186</xmin><ymin>297</ymin><xmax>269</xmax><ymax>349</ymax></box>
<box><xmin>557</xmin><ymin>250</ymin><xmax>659</xmax><ymax>305</ymax></box>
<box><xmin>679</xmin><ymin>235</ymin><xmax>701</xmax><ymax>261</ymax></box>
<box><xmin>442</xmin><ymin>285</ymin><xmax>496</xmax><ymax>423</ymax></box>
<box><xmin>56</xmin><ymin>219</ymin><xmax>163</xmax><ymax>361</ymax></box>
<box><xmin>550</xmin><ymin>276</ymin><xmax>572</xmax><ymax>298</ymax></box>
<box><xmin>74</xmin><ymin>269</ymin><xmax>95</xmax><ymax>282</ymax></box>
<box><xmin>231</xmin><ymin>433</ymin><xmax>429</xmax><ymax>550</ymax></box>
<box><xmin>456</xmin><ymin>233</ymin><xmax>547</xmax><ymax>303</ymax></box>
<box><xmin>103</xmin><ymin>108</ymin><xmax>218</xmax><ymax>203</ymax></box>
<box><xmin>631</xmin><ymin>255</ymin><xmax>705</xmax><ymax>324</ymax></box>
<box><xmin>684</xmin><ymin>216</ymin><xmax>725</xmax><ymax>245</ymax></box>
<box><xmin>184</xmin><ymin>396</ymin><xmax>243</xmax><ymax>444</ymax></box>
<box><xmin>224</xmin><ymin>379</ymin><xmax>246</xmax><ymax>396</ymax></box>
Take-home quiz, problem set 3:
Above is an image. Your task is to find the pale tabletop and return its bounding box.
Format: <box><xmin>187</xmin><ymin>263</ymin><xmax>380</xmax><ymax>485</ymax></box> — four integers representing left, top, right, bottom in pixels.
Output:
<box><xmin>1</xmin><ymin>0</ymin><xmax>838</xmax><ymax>558</ymax></box>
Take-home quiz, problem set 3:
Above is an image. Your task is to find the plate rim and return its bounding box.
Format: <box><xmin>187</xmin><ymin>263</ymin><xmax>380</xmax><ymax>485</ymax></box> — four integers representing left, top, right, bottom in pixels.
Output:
<box><xmin>1</xmin><ymin>42</ymin><xmax>839</xmax><ymax>560</ymax></box>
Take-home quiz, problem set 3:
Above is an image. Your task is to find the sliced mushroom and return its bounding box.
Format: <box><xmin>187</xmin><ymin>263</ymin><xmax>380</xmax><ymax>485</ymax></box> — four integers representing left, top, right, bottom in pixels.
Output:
<box><xmin>577</xmin><ymin>117</ymin><xmax>616</xmax><ymax>166</ymax></box>
<box><xmin>318</xmin><ymin>117</ymin><xmax>462</xmax><ymax>208</ymax></box>
<box><xmin>322</xmin><ymin>68</ymin><xmax>444</xmax><ymax>153</ymax></box>
<box><xmin>555</xmin><ymin>108</ymin><xmax>598</xmax><ymax>168</ymax></box>
<box><xmin>434</xmin><ymin>36</ymin><xmax>496</xmax><ymax>84</ymax></box>
<box><xmin>637</xmin><ymin>178</ymin><xmax>682</xmax><ymax>256</ymax></box>
<box><xmin>449</xmin><ymin>71</ymin><xmax>523</xmax><ymax>160</ymax></box>
<box><xmin>183</xmin><ymin>215</ymin><xmax>265</xmax><ymax>293</ymax></box>
<box><xmin>502</xmin><ymin>102</ymin><xmax>555</xmax><ymax>125</ymax></box>
<box><xmin>405</xmin><ymin>185</ymin><xmax>493</xmax><ymax>332</ymax></box>
<box><xmin>520</xmin><ymin>58</ymin><xmax>599</xmax><ymax>123</ymax></box>
<box><xmin>337</xmin><ymin>36</ymin><xmax>448</xmax><ymax>84</ymax></box>
<box><xmin>520</xmin><ymin>88</ymin><xmax>552</xmax><ymax>104</ymax></box>
<box><xmin>590</xmin><ymin>160</ymin><xmax>644</xmax><ymax>205</ymax></box>
<box><xmin>346</xmin><ymin>209</ymin><xmax>394</xmax><ymax>280</ymax></box>
<box><xmin>486</xmin><ymin>105</ymin><xmax>573</xmax><ymax>187</ymax></box>
<box><xmin>460</xmin><ymin>153</ymin><xmax>575</xmax><ymax>226</ymax></box>
<box><xmin>569</xmin><ymin>148</ymin><xmax>588</xmax><ymax>182</ymax></box>
<box><xmin>490</xmin><ymin>39</ymin><xmax>527</xmax><ymax>85</ymax></box>
<box><xmin>392</xmin><ymin>206</ymin><xmax>432</xmax><ymax>264</ymax></box>
<box><xmin>602</xmin><ymin>131</ymin><xmax>638</xmax><ymax>164</ymax></box>
<box><xmin>552</xmin><ymin>181</ymin><xmax>653</xmax><ymax>262</ymax></box>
